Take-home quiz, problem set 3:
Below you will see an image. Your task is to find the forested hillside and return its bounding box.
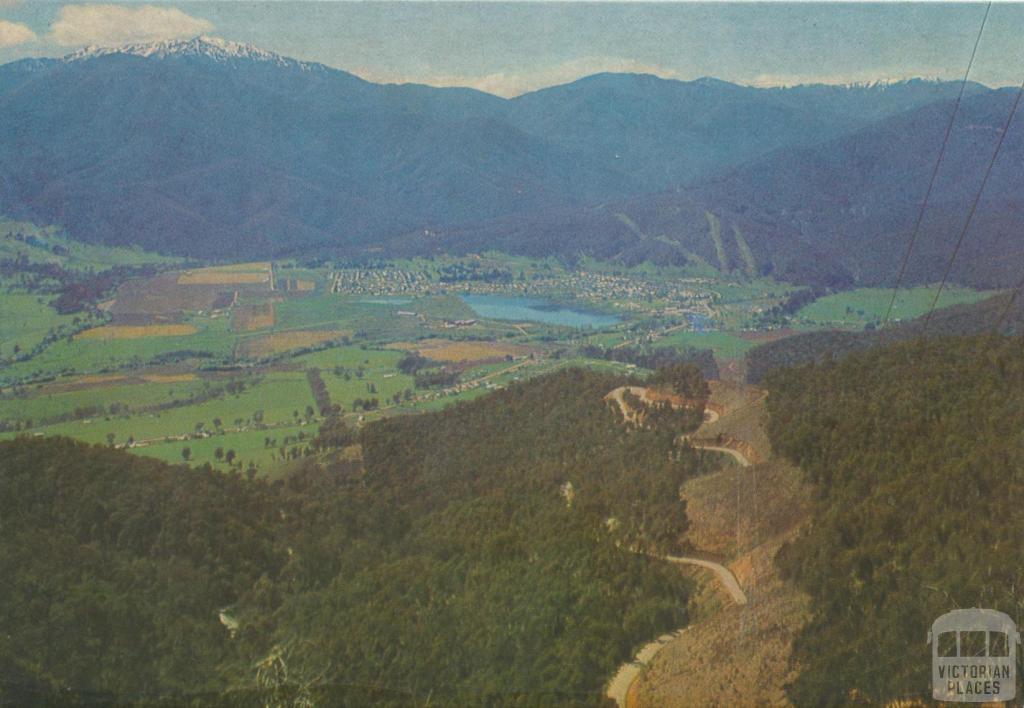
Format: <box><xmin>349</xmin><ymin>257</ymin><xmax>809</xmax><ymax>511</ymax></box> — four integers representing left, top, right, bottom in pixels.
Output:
<box><xmin>765</xmin><ymin>335</ymin><xmax>1024</xmax><ymax>704</ymax></box>
<box><xmin>745</xmin><ymin>290</ymin><xmax>1024</xmax><ymax>383</ymax></box>
<box><xmin>1</xmin><ymin>367</ymin><xmax>711</xmax><ymax>705</ymax></box>
<box><xmin>0</xmin><ymin>437</ymin><xmax>288</xmax><ymax>703</ymax></box>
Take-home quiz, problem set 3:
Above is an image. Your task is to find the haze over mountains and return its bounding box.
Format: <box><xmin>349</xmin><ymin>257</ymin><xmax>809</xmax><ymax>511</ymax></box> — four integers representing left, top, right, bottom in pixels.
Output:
<box><xmin>0</xmin><ymin>36</ymin><xmax>1019</xmax><ymax>288</ymax></box>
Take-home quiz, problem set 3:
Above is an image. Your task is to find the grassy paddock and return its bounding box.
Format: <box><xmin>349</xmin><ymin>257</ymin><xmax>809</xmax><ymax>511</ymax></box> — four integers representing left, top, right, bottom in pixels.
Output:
<box><xmin>0</xmin><ymin>378</ymin><xmax>211</xmax><ymax>426</ymax></box>
<box><xmin>1</xmin><ymin>315</ymin><xmax>235</xmax><ymax>384</ymax></box>
<box><xmin>135</xmin><ymin>423</ymin><xmax>314</xmax><ymax>477</ymax></box>
<box><xmin>796</xmin><ymin>285</ymin><xmax>993</xmax><ymax>328</ymax></box>
<box><xmin>657</xmin><ymin>330</ymin><xmax>757</xmax><ymax>359</ymax></box>
<box><xmin>0</xmin><ymin>219</ymin><xmax>180</xmax><ymax>271</ymax></box>
<box><xmin>0</xmin><ymin>294</ymin><xmax>83</xmax><ymax>358</ymax></box>
<box><xmin>6</xmin><ymin>371</ymin><xmax>314</xmax><ymax>446</ymax></box>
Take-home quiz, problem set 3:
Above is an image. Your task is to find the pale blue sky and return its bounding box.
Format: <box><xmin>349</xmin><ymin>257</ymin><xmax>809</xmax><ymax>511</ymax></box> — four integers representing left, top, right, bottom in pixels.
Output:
<box><xmin>1</xmin><ymin>2</ymin><xmax>1023</xmax><ymax>96</ymax></box>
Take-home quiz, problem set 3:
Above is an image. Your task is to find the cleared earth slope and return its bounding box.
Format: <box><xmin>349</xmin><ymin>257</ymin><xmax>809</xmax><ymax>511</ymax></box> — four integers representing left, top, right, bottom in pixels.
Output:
<box><xmin>630</xmin><ymin>381</ymin><xmax>812</xmax><ymax>707</ymax></box>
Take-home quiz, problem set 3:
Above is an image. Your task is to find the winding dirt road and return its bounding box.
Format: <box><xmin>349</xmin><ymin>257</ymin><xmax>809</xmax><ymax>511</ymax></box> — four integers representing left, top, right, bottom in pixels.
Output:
<box><xmin>662</xmin><ymin>554</ymin><xmax>747</xmax><ymax>605</ymax></box>
<box><xmin>605</xmin><ymin>386</ymin><xmax>718</xmax><ymax>426</ymax></box>
<box><xmin>686</xmin><ymin>444</ymin><xmax>748</xmax><ymax>467</ymax></box>
<box><xmin>605</xmin><ymin>397</ymin><xmax>752</xmax><ymax>708</ymax></box>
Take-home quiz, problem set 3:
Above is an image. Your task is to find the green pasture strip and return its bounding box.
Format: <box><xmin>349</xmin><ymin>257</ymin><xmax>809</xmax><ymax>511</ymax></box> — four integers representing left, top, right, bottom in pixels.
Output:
<box><xmin>0</xmin><ymin>378</ymin><xmax>211</xmax><ymax>426</ymax></box>
<box><xmin>271</xmin><ymin>294</ymin><xmax>427</xmax><ymax>341</ymax></box>
<box><xmin>9</xmin><ymin>371</ymin><xmax>314</xmax><ymax>447</ymax></box>
<box><xmin>0</xmin><ymin>293</ymin><xmax>82</xmax><ymax>358</ymax></box>
<box><xmin>795</xmin><ymin>285</ymin><xmax>994</xmax><ymax>328</ymax></box>
<box><xmin>0</xmin><ymin>218</ymin><xmax>181</xmax><ymax>271</ymax></box>
<box><xmin>133</xmin><ymin>423</ymin><xmax>314</xmax><ymax>478</ymax></box>
<box><xmin>656</xmin><ymin>329</ymin><xmax>756</xmax><ymax>359</ymax></box>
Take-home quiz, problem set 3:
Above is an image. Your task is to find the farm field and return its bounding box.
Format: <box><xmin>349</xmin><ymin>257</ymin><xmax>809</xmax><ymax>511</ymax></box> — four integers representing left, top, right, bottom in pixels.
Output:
<box><xmin>655</xmin><ymin>329</ymin><xmax>758</xmax><ymax>359</ymax></box>
<box><xmin>130</xmin><ymin>422</ymin><xmax>315</xmax><ymax>476</ymax></box>
<box><xmin>0</xmin><ymin>293</ymin><xmax>84</xmax><ymax>359</ymax></box>
<box><xmin>270</xmin><ymin>293</ymin><xmax>475</xmax><ymax>342</ymax></box>
<box><xmin>1</xmin><ymin>370</ymin><xmax>317</xmax><ymax>471</ymax></box>
<box><xmin>397</xmin><ymin>385</ymin><xmax>493</xmax><ymax>412</ymax></box>
<box><xmin>76</xmin><ymin>324</ymin><xmax>200</xmax><ymax>340</ymax></box>
<box><xmin>0</xmin><ymin>315</ymin><xmax>235</xmax><ymax>384</ymax></box>
<box><xmin>386</xmin><ymin>338</ymin><xmax>532</xmax><ymax>362</ymax></box>
<box><xmin>7</xmin><ymin>371</ymin><xmax>312</xmax><ymax>443</ymax></box>
<box><xmin>0</xmin><ymin>221</ymin><xmax>179</xmax><ymax>365</ymax></box>
<box><xmin>458</xmin><ymin>360</ymin><xmax>518</xmax><ymax>379</ymax></box>
<box><xmin>237</xmin><ymin>329</ymin><xmax>348</xmax><ymax>358</ymax></box>
<box><xmin>295</xmin><ymin>346</ymin><xmax>419</xmax><ymax>411</ymax></box>
<box><xmin>0</xmin><ymin>375</ymin><xmax>208</xmax><ymax>427</ymax></box>
<box><xmin>794</xmin><ymin>285</ymin><xmax>994</xmax><ymax>328</ymax></box>
<box><xmin>586</xmin><ymin>331</ymin><xmax>634</xmax><ymax>348</ymax></box>
<box><xmin>358</xmin><ymin>355</ymin><xmax>639</xmax><ymax>419</ymax></box>
<box><xmin>292</xmin><ymin>346</ymin><xmax>402</xmax><ymax>370</ymax></box>
<box><xmin>233</xmin><ymin>302</ymin><xmax>276</xmax><ymax>331</ymax></box>
<box><xmin>321</xmin><ymin>369</ymin><xmax>416</xmax><ymax>411</ymax></box>
<box><xmin>177</xmin><ymin>261</ymin><xmax>272</xmax><ymax>285</ymax></box>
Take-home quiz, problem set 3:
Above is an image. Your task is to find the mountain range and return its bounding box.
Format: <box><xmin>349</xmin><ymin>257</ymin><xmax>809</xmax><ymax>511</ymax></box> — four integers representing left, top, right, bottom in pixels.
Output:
<box><xmin>0</xmin><ymin>36</ymin><xmax>1019</xmax><ymax>288</ymax></box>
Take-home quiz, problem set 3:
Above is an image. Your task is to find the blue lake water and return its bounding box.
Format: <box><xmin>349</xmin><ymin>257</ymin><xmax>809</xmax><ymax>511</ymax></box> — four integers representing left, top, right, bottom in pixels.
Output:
<box><xmin>461</xmin><ymin>294</ymin><xmax>621</xmax><ymax>328</ymax></box>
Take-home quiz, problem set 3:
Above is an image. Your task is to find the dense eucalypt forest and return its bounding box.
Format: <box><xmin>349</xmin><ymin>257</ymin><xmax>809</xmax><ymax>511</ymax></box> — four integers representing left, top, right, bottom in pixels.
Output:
<box><xmin>1</xmin><ymin>367</ymin><xmax>711</xmax><ymax>705</ymax></box>
<box><xmin>766</xmin><ymin>335</ymin><xmax>1024</xmax><ymax>705</ymax></box>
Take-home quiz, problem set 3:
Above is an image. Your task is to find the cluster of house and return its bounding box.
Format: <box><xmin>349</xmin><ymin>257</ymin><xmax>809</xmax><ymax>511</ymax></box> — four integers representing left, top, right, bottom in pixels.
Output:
<box><xmin>442</xmin><ymin>319</ymin><xmax>477</xmax><ymax>329</ymax></box>
<box><xmin>328</xmin><ymin>264</ymin><xmax>717</xmax><ymax>316</ymax></box>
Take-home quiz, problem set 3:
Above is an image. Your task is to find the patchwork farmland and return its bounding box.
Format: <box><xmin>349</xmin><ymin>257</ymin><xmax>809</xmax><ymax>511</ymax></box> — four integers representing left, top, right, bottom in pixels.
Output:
<box><xmin>2</xmin><ymin>230</ymin><xmax>992</xmax><ymax>478</ymax></box>
<box><xmin>1</xmin><ymin>253</ymin><xmax>642</xmax><ymax>475</ymax></box>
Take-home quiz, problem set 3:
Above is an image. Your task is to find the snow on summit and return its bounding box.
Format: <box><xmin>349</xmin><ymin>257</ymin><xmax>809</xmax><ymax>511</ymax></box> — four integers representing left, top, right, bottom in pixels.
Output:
<box><xmin>62</xmin><ymin>36</ymin><xmax>324</xmax><ymax>71</ymax></box>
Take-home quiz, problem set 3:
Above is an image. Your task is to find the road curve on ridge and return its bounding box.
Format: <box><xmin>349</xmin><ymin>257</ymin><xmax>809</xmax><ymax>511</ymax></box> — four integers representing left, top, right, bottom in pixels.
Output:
<box><xmin>663</xmin><ymin>554</ymin><xmax>747</xmax><ymax>605</ymax></box>
<box><xmin>685</xmin><ymin>443</ymin><xmax>750</xmax><ymax>467</ymax></box>
<box><xmin>605</xmin><ymin>386</ymin><xmax>719</xmax><ymax>427</ymax></box>
<box><xmin>606</xmin><ymin>437</ymin><xmax>752</xmax><ymax>708</ymax></box>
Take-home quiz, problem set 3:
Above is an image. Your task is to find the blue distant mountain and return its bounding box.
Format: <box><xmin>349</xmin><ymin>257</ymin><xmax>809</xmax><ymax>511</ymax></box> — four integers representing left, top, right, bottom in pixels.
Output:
<box><xmin>403</xmin><ymin>86</ymin><xmax>1024</xmax><ymax>290</ymax></box>
<box><xmin>506</xmin><ymin>72</ymin><xmax>986</xmax><ymax>189</ymax></box>
<box><xmin>0</xmin><ymin>36</ymin><xmax>1005</xmax><ymax>284</ymax></box>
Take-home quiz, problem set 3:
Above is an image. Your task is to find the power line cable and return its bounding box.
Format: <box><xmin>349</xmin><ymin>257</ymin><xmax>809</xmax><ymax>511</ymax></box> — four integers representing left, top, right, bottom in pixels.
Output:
<box><xmin>923</xmin><ymin>75</ymin><xmax>1024</xmax><ymax>331</ymax></box>
<box><xmin>877</xmin><ymin>1</ymin><xmax>991</xmax><ymax>343</ymax></box>
<box><xmin>990</xmin><ymin>270</ymin><xmax>1024</xmax><ymax>335</ymax></box>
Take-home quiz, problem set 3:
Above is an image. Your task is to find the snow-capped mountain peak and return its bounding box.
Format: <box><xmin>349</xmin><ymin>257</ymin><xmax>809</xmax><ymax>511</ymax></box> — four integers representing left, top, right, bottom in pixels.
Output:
<box><xmin>62</xmin><ymin>36</ymin><xmax>324</xmax><ymax>71</ymax></box>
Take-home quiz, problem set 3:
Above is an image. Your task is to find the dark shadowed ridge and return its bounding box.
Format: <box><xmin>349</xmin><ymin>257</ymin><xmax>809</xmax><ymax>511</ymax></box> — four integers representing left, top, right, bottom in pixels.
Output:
<box><xmin>407</xmin><ymin>83</ymin><xmax>1021</xmax><ymax>290</ymax></box>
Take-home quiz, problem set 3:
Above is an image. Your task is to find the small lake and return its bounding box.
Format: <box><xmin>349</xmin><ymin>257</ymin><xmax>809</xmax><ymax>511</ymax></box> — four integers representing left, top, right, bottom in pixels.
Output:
<box><xmin>461</xmin><ymin>294</ymin><xmax>621</xmax><ymax>328</ymax></box>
